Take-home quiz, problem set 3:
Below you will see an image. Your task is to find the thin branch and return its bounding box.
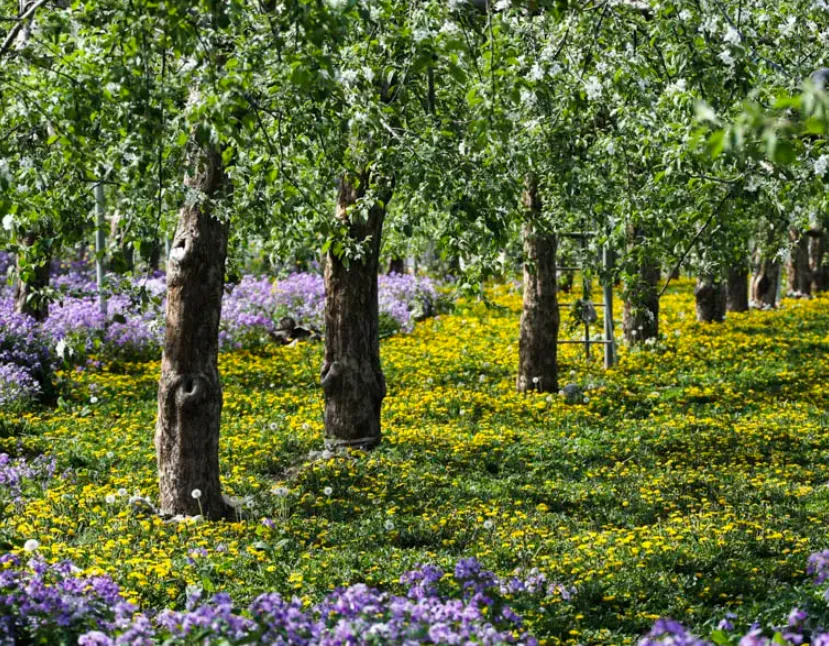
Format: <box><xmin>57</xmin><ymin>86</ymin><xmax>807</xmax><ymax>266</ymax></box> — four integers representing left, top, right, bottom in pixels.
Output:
<box><xmin>0</xmin><ymin>0</ymin><xmax>50</xmax><ymax>59</ymax></box>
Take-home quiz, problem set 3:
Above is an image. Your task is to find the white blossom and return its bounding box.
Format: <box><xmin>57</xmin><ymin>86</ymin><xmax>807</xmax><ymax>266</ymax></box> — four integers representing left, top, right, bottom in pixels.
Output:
<box><xmin>23</xmin><ymin>539</ymin><xmax>40</xmax><ymax>553</ymax></box>
<box><xmin>2</xmin><ymin>215</ymin><xmax>14</xmax><ymax>232</ymax></box>
<box><xmin>413</xmin><ymin>28</ymin><xmax>433</xmax><ymax>43</ymax></box>
<box><xmin>495</xmin><ymin>0</ymin><xmax>511</xmax><ymax>10</ymax></box>
<box><xmin>337</xmin><ymin>68</ymin><xmax>359</xmax><ymax>87</ymax></box>
<box><xmin>191</xmin><ymin>489</ymin><xmax>202</xmax><ymax>500</ymax></box>
<box><xmin>520</xmin><ymin>87</ymin><xmax>537</xmax><ymax>108</ymax></box>
<box><xmin>679</xmin><ymin>9</ymin><xmax>692</xmax><ymax>20</ymax></box>
<box><xmin>780</xmin><ymin>16</ymin><xmax>797</xmax><ymax>37</ymax></box>
<box><xmin>814</xmin><ymin>155</ymin><xmax>829</xmax><ymax>177</ymax></box>
<box><xmin>700</xmin><ymin>16</ymin><xmax>719</xmax><ymax>35</ymax></box>
<box><xmin>439</xmin><ymin>21</ymin><xmax>459</xmax><ymax>35</ymax></box>
<box><xmin>584</xmin><ymin>76</ymin><xmax>603</xmax><ymax>101</ymax></box>
<box><xmin>718</xmin><ymin>50</ymin><xmax>735</xmax><ymax>68</ymax></box>
<box><xmin>723</xmin><ymin>26</ymin><xmax>741</xmax><ymax>45</ymax></box>
<box><xmin>528</xmin><ymin>63</ymin><xmax>544</xmax><ymax>82</ymax></box>
<box><xmin>664</xmin><ymin>78</ymin><xmax>687</xmax><ymax>97</ymax></box>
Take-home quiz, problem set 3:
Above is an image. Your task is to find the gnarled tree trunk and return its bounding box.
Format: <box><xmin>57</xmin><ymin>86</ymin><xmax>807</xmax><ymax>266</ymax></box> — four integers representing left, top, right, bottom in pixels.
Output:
<box><xmin>155</xmin><ymin>138</ymin><xmax>229</xmax><ymax>521</ymax></box>
<box><xmin>786</xmin><ymin>229</ymin><xmax>811</xmax><ymax>296</ymax></box>
<box><xmin>517</xmin><ymin>177</ymin><xmax>558</xmax><ymax>394</ymax></box>
<box><xmin>695</xmin><ymin>275</ymin><xmax>726</xmax><ymax>323</ymax></box>
<box><xmin>623</xmin><ymin>228</ymin><xmax>659</xmax><ymax>344</ymax></box>
<box><xmin>321</xmin><ymin>173</ymin><xmax>390</xmax><ymax>451</ymax></box>
<box><xmin>751</xmin><ymin>258</ymin><xmax>779</xmax><ymax>307</ymax></box>
<box><xmin>14</xmin><ymin>233</ymin><xmax>51</xmax><ymax>321</ymax></box>
<box><xmin>725</xmin><ymin>265</ymin><xmax>749</xmax><ymax>313</ymax></box>
<box><xmin>810</xmin><ymin>229</ymin><xmax>828</xmax><ymax>293</ymax></box>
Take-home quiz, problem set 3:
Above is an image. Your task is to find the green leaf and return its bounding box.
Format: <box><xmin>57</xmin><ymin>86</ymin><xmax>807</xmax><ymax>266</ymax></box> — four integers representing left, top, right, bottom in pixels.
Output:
<box><xmin>706</xmin><ymin>131</ymin><xmax>725</xmax><ymax>158</ymax></box>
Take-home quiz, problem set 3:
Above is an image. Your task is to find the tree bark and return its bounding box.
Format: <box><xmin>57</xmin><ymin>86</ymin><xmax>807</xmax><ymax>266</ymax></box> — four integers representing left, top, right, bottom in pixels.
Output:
<box><xmin>108</xmin><ymin>212</ymin><xmax>135</xmax><ymax>273</ymax></box>
<box><xmin>623</xmin><ymin>229</ymin><xmax>659</xmax><ymax>344</ymax></box>
<box><xmin>809</xmin><ymin>228</ymin><xmax>828</xmax><ymax>293</ymax></box>
<box><xmin>145</xmin><ymin>239</ymin><xmax>162</xmax><ymax>272</ymax></box>
<box><xmin>155</xmin><ymin>138</ymin><xmax>229</xmax><ymax>520</ymax></box>
<box><xmin>516</xmin><ymin>177</ymin><xmax>558</xmax><ymax>394</ymax></box>
<box><xmin>695</xmin><ymin>275</ymin><xmax>726</xmax><ymax>323</ymax></box>
<box><xmin>725</xmin><ymin>266</ymin><xmax>749</xmax><ymax>313</ymax></box>
<box><xmin>13</xmin><ymin>233</ymin><xmax>50</xmax><ymax>321</ymax></box>
<box><xmin>321</xmin><ymin>173</ymin><xmax>390</xmax><ymax>451</ymax></box>
<box><xmin>786</xmin><ymin>229</ymin><xmax>811</xmax><ymax>296</ymax></box>
<box><xmin>751</xmin><ymin>258</ymin><xmax>779</xmax><ymax>307</ymax></box>
<box><xmin>388</xmin><ymin>257</ymin><xmax>405</xmax><ymax>274</ymax></box>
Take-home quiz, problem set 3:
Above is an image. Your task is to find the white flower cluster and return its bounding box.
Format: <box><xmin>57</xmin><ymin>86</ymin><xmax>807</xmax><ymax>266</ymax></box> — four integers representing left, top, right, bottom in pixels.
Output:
<box><xmin>814</xmin><ymin>155</ymin><xmax>829</xmax><ymax>178</ymax></box>
<box><xmin>664</xmin><ymin>78</ymin><xmax>687</xmax><ymax>97</ymax></box>
<box><xmin>723</xmin><ymin>26</ymin><xmax>741</xmax><ymax>46</ymax></box>
<box><xmin>584</xmin><ymin>76</ymin><xmax>603</xmax><ymax>101</ymax></box>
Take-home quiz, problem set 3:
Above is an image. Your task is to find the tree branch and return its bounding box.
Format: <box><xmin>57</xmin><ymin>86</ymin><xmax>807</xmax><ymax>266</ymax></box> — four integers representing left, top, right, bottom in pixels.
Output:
<box><xmin>0</xmin><ymin>0</ymin><xmax>51</xmax><ymax>59</ymax></box>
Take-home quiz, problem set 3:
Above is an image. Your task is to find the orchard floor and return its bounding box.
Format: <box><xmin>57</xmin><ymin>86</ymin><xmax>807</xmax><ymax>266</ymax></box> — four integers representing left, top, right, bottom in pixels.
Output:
<box><xmin>3</xmin><ymin>280</ymin><xmax>829</xmax><ymax>644</ymax></box>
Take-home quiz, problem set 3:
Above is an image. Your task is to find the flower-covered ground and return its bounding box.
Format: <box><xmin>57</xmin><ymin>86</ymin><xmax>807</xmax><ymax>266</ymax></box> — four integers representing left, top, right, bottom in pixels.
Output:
<box><xmin>1</xmin><ymin>281</ymin><xmax>828</xmax><ymax>644</ymax></box>
<box><xmin>0</xmin><ymin>255</ymin><xmax>441</xmax><ymax>407</ymax></box>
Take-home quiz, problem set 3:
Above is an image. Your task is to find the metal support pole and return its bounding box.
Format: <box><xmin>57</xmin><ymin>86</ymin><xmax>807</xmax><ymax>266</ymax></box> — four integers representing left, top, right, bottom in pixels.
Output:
<box><xmin>603</xmin><ymin>245</ymin><xmax>616</xmax><ymax>369</ymax></box>
<box><xmin>94</xmin><ymin>182</ymin><xmax>107</xmax><ymax>317</ymax></box>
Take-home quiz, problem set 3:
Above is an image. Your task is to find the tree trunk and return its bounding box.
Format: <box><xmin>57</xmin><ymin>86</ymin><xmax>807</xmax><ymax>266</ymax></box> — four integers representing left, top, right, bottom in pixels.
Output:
<box><xmin>623</xmin><ymin>229</ymin><xmax>659</xmax><ymax>344</ymax></box>
<box><xmin>321</xmin><ymin>173</ymin><xmax>390</xmax><ymax>451</ymax></box>
<box><xmin>108</xmin><ymin>212</ymin><xmax>135</xmax><ymax>273</ymax></box>
<box><xmin>725</xmin><ymin>266</ymin><xmax>749</xmax><ymax>313</ymax></box>
<box><xmin>809</xmin><ymin>229</ymin><xmax>828</xmax><ymax>293</ymax></box>
<box><xmin>751</xmin><ymin>259</ymin><xmax>779</xmax><ymax>307</ymax></box>
<box><xmin>155</xmin><ymin>139</ymin><xmax>230</xmax><ymax>521</ymax></box>
<box><xmin>145</xmin><ymin>239</ymin><xmax>162</xmax><ymax>272</ymax></box>
<box><xmin>516</xmin><ymin>177</ymin><xmax>558</xmax><ymax>393</ymax></box>
<box><xmin>695</xmin><ymin>275</ymin><xmax>726</xmax><ymax>323</ymax></box>
<box><xmin>751</xmin><ymin>260</ymin><xmax>780</xmax><ymax>307</ymax></box>
<box><xmin>13</xmin><ymin>233</ymin><xmax>51</xmax><ymax>321</ymax></box>
<box><xmin>388</xmin><ymin>257</ymin><xmax>405</xmax><ymax>274</ymax></box>
<box><xmin>786</xmin><ymin>229</ymin><xmax>811</xmax><ymax>296</ymax></box>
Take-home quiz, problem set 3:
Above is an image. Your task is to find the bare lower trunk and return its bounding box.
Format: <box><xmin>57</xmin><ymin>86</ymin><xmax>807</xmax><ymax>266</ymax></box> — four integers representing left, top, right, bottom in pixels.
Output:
<box><xmin>695</xmin><ymin>275</ymin><xmax>726</xmax><ymax>323</ymax></box>
<box><xmin>623</xmin><ymin>230</ymin><xmax>659</xmax><ymax>344</ymax></box>
<box><xmin>516</xmin><ymin>178</ymin><xmax>558</xmax><ymax>394</ymax></box>
<box><xmin>108</xmin><ymin>212</ymin><xmax>135</xmax><ymax>273</ymax></box>
<box><xmin>321</xmin><ymin>173</ymin><xmax>390</xmax><ymax>450</ymax></box>
<box><xmin>751</xmin><ymin>259</ymin><xmax>779</xmax><ymax>307</ymax></box>
<box><xmin>786</xmin><ymin>229</ymin><xmax>811</xmax><ymax>296</ymax></box>
<box><xmin>13</xmin><ymin>233</ymin><xmax>51</xmax><ymax>321</ymax></box>
<box><xmin>388</xmin><ymin>257</ymin><xmax>405</xmax><ymax>274</ymax></box>
<box><xmin>810</xmin><ymin>229</ymin><xmax>828</xmax><ymax>293</ymax></box>
<box><xmin>725</xmin><ymin>266</ymin><xmax>749</xmax><ymax>313</ymax></box>
<box><xmin>155</xmin><ymin>140</ymin><xmax>229</xmax><ymax>520</ymax></box>
<box><xmin>145</xmin><ymin>239</ymin><xmax>162</xmax><ymax>272</ymax></box>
